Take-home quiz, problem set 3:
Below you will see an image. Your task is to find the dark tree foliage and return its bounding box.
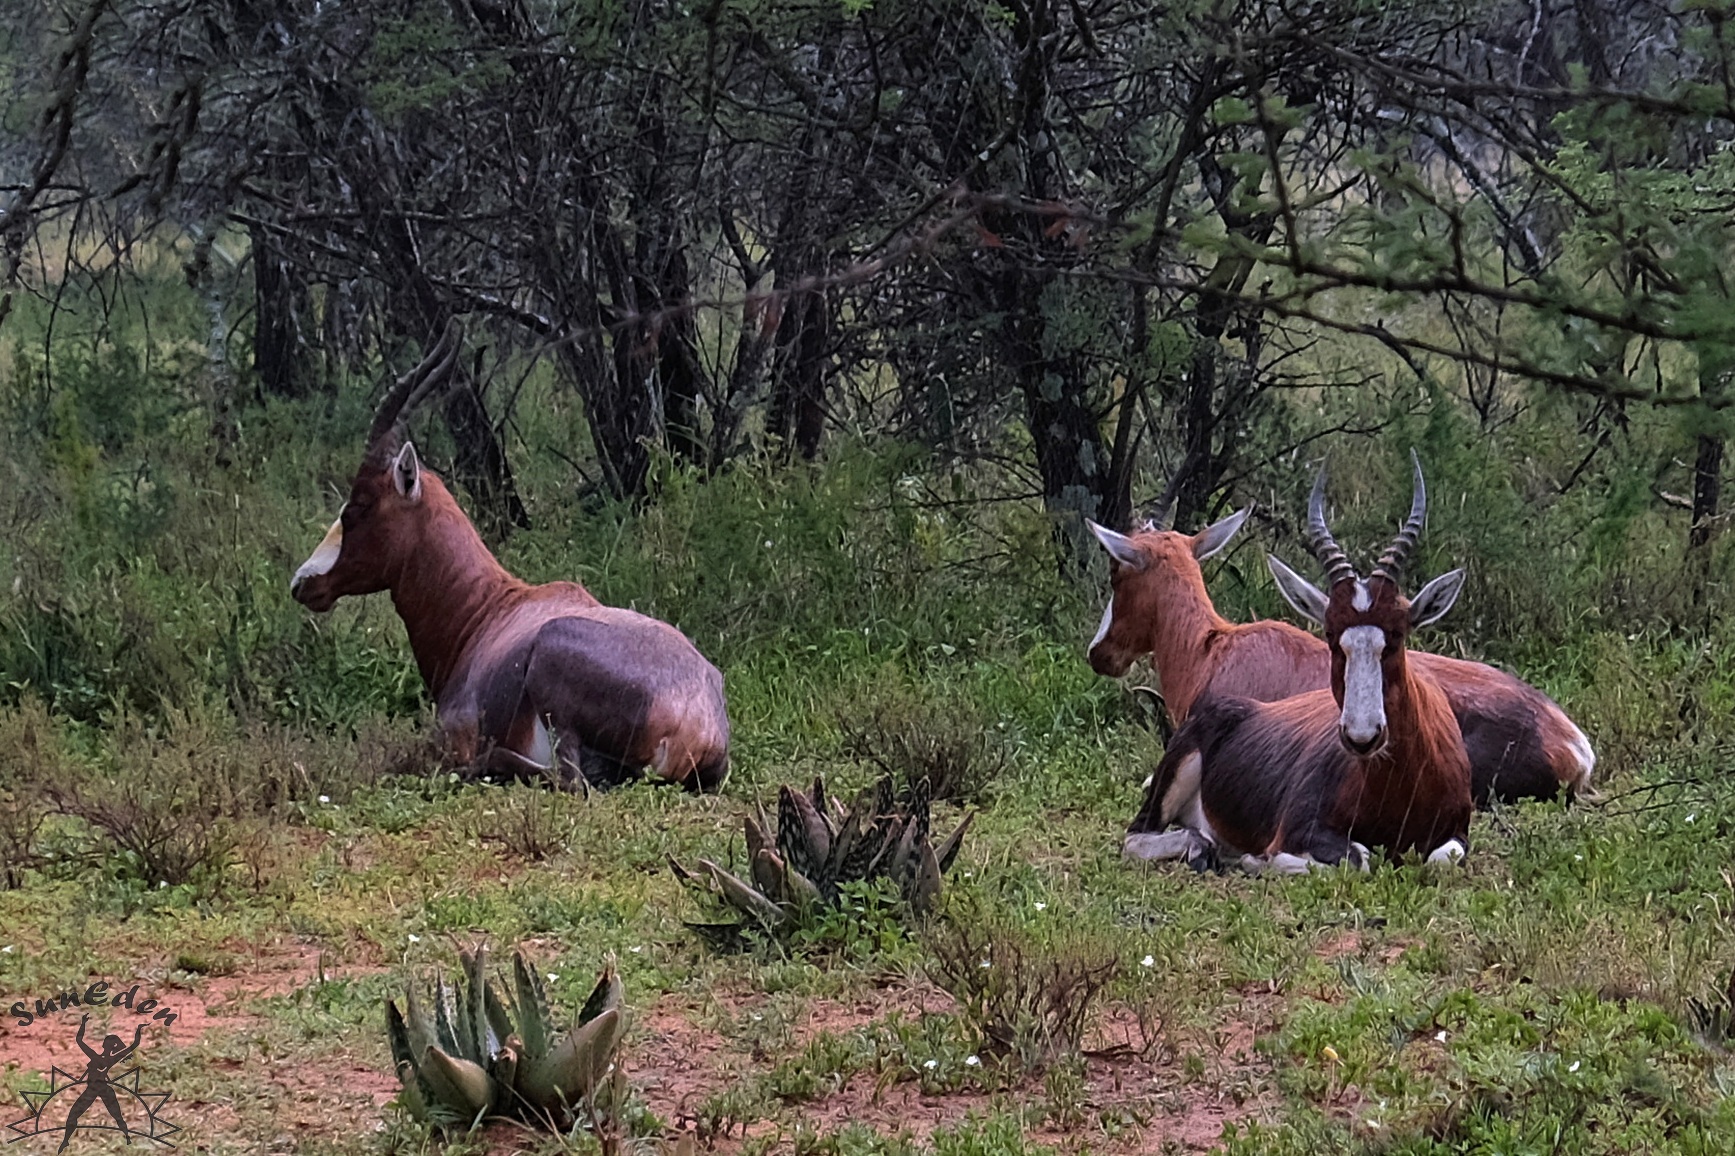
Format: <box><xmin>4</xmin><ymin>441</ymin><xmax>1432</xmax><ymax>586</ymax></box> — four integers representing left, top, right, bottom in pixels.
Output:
<box><xmin>6</xmin><ymin>0</ymin><xmax>1735</xmax><ymax>561</ymax></box>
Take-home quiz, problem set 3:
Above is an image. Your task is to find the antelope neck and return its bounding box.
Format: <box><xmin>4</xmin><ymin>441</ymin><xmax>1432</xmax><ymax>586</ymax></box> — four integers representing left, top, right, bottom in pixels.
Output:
<box><xmin>1147</xmin><ymin>559</ymin><xmax>1232</xmax><ymax>718</ymax></box>
<box><xmin>388</xmin><ymin>508</ymin><xmax>525</xmax><ymax>697</ymax></box>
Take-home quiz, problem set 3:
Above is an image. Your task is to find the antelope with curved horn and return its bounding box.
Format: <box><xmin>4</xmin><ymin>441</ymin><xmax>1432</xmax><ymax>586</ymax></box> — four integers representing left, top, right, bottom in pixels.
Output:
<box><xmin>1123</xmin><ymin>454</ymin><xmax>1472</xmax><ymax>871</ymax></box>
<box><xmin>290</xmin><ymin>323</ymin><xmax>731</xmax><ymax>792</ymax></box>
<box><xmin>1087</xmin><ymin>490</ymin><xmax>1593</xmax><ymax>808</ymax></box>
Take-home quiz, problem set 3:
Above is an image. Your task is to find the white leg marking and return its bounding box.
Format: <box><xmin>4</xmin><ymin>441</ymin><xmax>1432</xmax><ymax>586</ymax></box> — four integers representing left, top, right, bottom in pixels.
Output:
<box><xmin>293</xmin><ymin>514</ymin><xmax>344</xmax><ymax>584</ymax></box>
<box><xmin>1123</xmin><ymin>829</ymin><xmax>1214</xmax><ymax>862</ymax></box>
<box><xmin>1090</xmin><ymin>596</ymin><xmax>1115</xmax><ymax>650</ymax></box>
<box><xmin>1425</xmin><ymin>838</ymin><xmax>1466</xmax><ymax>867</ymax></box>
<box><xmin>527</xmin><ymin>715</ymin><xmax>555</xmax><ymax>769</ymax></box>
<box><xmin>1160</xmin><ymin>752</ymin><xmax>1204</xmax><ymax>828</ymax></box>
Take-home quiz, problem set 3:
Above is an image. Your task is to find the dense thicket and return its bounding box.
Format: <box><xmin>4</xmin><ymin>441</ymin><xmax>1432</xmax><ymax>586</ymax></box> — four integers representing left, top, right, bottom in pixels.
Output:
<box><xmin>5</xmin><ymin>0</ymin><xmax>1735</xmax><ymax>725</ymax></box>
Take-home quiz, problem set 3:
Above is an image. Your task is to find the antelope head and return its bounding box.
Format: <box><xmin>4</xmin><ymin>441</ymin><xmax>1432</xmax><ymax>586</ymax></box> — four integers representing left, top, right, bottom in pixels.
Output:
<box><xmin>1266</xmin><ymin>452</ymin><xmax>1464</xmax><ymax>757</ymax></box>
<box><xmin>1084</xmin><ymin>506</ymin><xmax>1251</xmax><ymax>677</ymax></box>
<box><xmin>290</xmin><ymin>323</ymin><xmax>463</xmax><ymax>612</ymax></box>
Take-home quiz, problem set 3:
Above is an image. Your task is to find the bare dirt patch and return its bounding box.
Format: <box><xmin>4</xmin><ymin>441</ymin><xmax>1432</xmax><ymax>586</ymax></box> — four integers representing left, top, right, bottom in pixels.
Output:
<box><xmin>0</xmin><ymin>938</ymin><xmax>386</xmax><ymax>1083</ymax></box>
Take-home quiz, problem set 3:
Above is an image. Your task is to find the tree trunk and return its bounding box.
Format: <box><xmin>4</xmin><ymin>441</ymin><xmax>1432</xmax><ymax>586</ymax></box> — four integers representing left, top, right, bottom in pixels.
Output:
<box><xmin>250</xmin><ymin>222</ymin><xmax>313</xmax><ymax>400</ymax></box>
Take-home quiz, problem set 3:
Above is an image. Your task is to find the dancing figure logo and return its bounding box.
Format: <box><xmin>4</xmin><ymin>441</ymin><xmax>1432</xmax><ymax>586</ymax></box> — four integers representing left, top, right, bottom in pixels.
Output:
<box><xmin>5</xmin><ymin>981</ymin><xmax>180</xmax><ymax>1149</ymax></box>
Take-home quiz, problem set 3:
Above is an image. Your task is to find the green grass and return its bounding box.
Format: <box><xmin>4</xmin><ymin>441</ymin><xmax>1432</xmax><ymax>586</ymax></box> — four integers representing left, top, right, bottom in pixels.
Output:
<box><xmin>3</xmin><ymin>290</ymin><xmax>1735</xmax><ymax>1152</ymax></box>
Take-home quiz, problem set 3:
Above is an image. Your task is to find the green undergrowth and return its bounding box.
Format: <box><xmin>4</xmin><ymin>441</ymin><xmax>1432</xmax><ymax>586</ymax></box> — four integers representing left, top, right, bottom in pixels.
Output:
<box><xmin>2</xmin><ymin>295</ymin><xmax>1735</xmax><ymax>1151</ymax></box>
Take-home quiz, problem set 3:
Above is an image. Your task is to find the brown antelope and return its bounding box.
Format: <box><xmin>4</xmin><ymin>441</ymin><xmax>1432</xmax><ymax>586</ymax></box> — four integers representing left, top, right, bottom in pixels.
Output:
<box><xmin>1087</xmin><ymin>505</ymin><xmax>1594</xmax><ymax>808</ymax></box>
<box><xmin>1123</xmin><ymin>456</ymin><xmax>1473</xmax><ymax>871</ymax></box>
<box><xmin>290</xmin><ymin>324</ymin><xmax>731</xmax><ymax>792</ymax></box>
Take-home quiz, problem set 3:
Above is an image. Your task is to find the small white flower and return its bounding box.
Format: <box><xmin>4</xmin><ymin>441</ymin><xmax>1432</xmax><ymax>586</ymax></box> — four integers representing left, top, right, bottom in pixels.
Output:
<box><xmin>1568</xmin><ymin>1060</ymin><xmax>1581</xmax><ymax>1073</ymax></box>
<box><xmin>923</xmin><ymin>1059</ymin><xmax>938</xmax><ymax>1070</ymax></box>
<box><xmin>1140</xmin><ymin>955</ymin><xmax>1155</xmax><ymax>968</ymax></box>
<box><xmin>979</xmin><ymin>960</ymin><xmax>991</xmax><ymax>970</ymax></box>
<box><xmin>1033</xmin><ymin>902</ymin><xmax>1047</xmax><ymax>911</ymax></box>
<box><xmin>158</xmin><ymin>881</ymin><xmax>168</xmax><ymax>889</ymax></box>
<box><xmin>629</xmin><ymin>946</ymin><xmax>643</xmax><ymax>954</ymax></box>
<box><xmin>1574</xmin><ymin>854</ymin><xmax>1583</xmax><ymax>861</ymax></box>
<box><xmin>0</xmin><ymin>946</ymin><xmax>12</xmax><ymax>954</ymax></box>
<box><xmin>965</xmin><ymin>1055</ymin><xmax>981</xmax><ymax>1067</ymax></box>
<box><xmin>547</xmin><ymin>973</ymin><xmax>559</xmax><ymax>982</ymax></box>
<box><xmin>751</xmin><ymin>1013</ymin><xmax>763</xmax><ymax>1021</ymax></box>
<box><xmin>1434</xmin><ymin>1030</ymin><xmax>1447</xmax><ymax>1043</ymax></box>
<box><xmin>318</xmin><ymin>795</ymin><xmax>331</xmax><ymax>804</ymax></box>
<box><xmin>1686</xmin><ymin>814</ymin><xmax>1697</xmax><ymax>824</ymax></box>
<box><xmin>763</xmin><ymin>540</ymin><xmax>774</xmax><ymax>548</ymax></box>
<box><xmin>408</xmin><ymin>935</ymin><xmax>421</xmax><ymax>944</ymax></box>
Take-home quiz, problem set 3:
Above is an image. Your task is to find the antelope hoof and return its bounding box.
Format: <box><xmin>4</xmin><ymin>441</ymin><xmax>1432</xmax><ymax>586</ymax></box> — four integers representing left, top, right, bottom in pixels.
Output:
<box><xmin>1123</xmin><ymin>828</ymin><xmax>1214</xmax><ymax>864</ymax></box>
<box><xmin>1425</xmin><ymin>838</ymin><xmax>1466</xmax><ymax>867</ymax></box>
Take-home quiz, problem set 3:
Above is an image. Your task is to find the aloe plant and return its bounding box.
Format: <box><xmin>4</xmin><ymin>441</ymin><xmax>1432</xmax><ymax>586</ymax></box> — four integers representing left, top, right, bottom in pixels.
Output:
<box><xmin>671</xmin><ymin>776</ymin><xmax>972</xmax><ymax>942</ymax></box>
<box><xmin>386</xmin><ymin>945</ymin><xmax>627</xmax><ymax>1132</ymax></box>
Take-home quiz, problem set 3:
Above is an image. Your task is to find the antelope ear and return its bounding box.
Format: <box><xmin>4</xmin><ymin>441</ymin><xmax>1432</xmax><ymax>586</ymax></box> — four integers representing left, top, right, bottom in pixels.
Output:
<box><xmin>1267</xmin><ymin>554</ymin><xmax>1328</xmax><ymax>625</ymax></box>
<box><xmin>1193</xmin><ymin>506</ymin><xmax>1251</xmax><ymax>560</ymax></box>
<box><xmin>1409</xmin><ymin>568</ymin><xmax>1465</xmax><ymax>629</ymax></box>
<box><xmin>392</xmin><ymin>441</ymin><xmax>423</xmax><ymax>501</ymax></box>
<box><xmin>1087</xmin><ymin>520</ymin><xmax>1146</xmax><ymax>571</ymax></box>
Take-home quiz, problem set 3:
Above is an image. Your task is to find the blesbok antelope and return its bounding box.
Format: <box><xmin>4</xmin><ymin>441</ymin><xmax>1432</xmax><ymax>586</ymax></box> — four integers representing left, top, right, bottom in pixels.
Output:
<box><xmin>289</xmin><ymin>324</ymin><xmax>731</xmax><ymax>792</ymax></box>
<box><xmin>1087</xmin><ymin>505</ymin><xmax>1594</xmax><ymax>807</ymax></box>
<box><xmin>1124</xmin><ymin>456</ymin><xmax>1473</xmax><ymax>871</ymax></box>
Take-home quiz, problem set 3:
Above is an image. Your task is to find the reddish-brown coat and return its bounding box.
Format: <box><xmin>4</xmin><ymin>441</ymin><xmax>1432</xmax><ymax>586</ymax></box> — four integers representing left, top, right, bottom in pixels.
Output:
<box><xmin>1090</xmin><ymin>525</ymin><xmax>1591</xmax><ymax>804</ymax></box>
<box><xmin>292</xmin><ymin>452</ymin><xmax>729</xmax><ymax>791</ymax></box>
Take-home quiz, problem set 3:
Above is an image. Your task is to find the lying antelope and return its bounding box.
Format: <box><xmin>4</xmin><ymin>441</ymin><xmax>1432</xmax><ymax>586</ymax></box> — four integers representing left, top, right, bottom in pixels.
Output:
<box><xmin>290</xmin><ymin>323</ymin><xmax>731</xmax><ymax>792</ymax></box>
<box><xmin>1124</xmin><ymin>456</ymin><xmax>1472</xmax><ymax>871</ymax></box>
<box><xmin>1087</xmin><ymin>505</ymin><xmax>1593</xmax><ymax>807</ymax></box>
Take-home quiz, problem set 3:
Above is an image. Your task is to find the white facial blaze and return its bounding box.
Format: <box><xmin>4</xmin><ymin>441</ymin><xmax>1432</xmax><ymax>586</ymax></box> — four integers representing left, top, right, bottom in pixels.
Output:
<box><xmin>1338</xmin><ymin>625</ymin><xmax>1388</xmax><ymax>748</ymax></box>
<box><xmin>1351</xmin><ymin>580</ymin><xmax>1371</xmax><ymax>611</ymax></box>
<box><xmin>1090</xmin><ymin>596</ymin><xmax>1115</xmax><ymax>650</ymax></box>
<box><xmin>293</xmin><ymin>514</ymin><xmax>345</xmax><ymax>585</ymax></box>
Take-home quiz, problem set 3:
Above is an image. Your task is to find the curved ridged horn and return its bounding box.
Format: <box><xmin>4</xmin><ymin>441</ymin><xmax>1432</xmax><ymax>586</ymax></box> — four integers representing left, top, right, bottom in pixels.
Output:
<box><xmin>363</xmin><ymin>320</ymin><xmax>462</xmax><ymax>462</ymax></box>
<box><xmin>1371</xmin><ymin>449</ymin><xmax>1426</xmax><ymax>585</ymax></box>
<box><xmin>1305</xmin><ymin>465</ymin><xmax>1357</xmax><ymax>588</ymax></box>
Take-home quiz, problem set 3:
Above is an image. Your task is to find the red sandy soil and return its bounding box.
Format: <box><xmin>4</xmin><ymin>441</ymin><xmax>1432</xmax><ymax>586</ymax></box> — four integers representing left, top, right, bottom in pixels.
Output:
<box><xmin>628</xmin><ymin>979</ymin><xmax>1278</xmax><ymax>1155</ymax></box>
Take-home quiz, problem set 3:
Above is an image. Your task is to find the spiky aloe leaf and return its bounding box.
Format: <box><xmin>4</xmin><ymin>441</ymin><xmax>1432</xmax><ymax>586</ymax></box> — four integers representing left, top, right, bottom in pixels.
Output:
<box><xmin>429</xmin><ymin>977</ymin><xmax>462</xmax><ymax>1058</ymax></box>
<box><xmin>516</xmin><ymin>1006</ymin><xmax>625</xmax><ymax>1117</ymax></box>
<box><xmin>886</xmin><ymin>813</ymin><xmax>921</xmax><ymax>883</ymax></box>
<box><xmin>490</xmin><ymin>1036</ymin><xmax>520</xmax><ymax>1097</ymax></box>
<box><xmin>667</xmin><ymin>854</ymin><xmax>701</xmax><ymax>887</ymax></box>
<box><xmin>512</xmin><ymin>952</ymin><xmax>553</xmax><ymax>1062</ymax></box>
<box><xmin>862</xmin><ymin>814</ymin><xmax>906</xmax><ymax>879</ymax></box>
<box><xmin>484</xmin><ymin>977</ymin><xmax>514</xmax><ymax>1055</ymax></box>
<box><xmin>577</xmin><ymin>959</ymin><xmax>623</xmax><ymax>1027</ymax></box>
<box><xmin>934</xmin><ymin>811</ymin><xmax>974</xmax><ymax>874</ymax></box>
<box><xmin>809</xmin><ymin>775</ymin><xmax>829</xmax><ymax>820</ymax></box>
<box><xmin>386</xmin><ymin>1000</ymin><xmax>417</xmax><ymax>1080</ymax></box>
<box><xmin>700</xmin><ymin>858</ymin><xmax>787</xmax><ymax>928</ymax></box>
<box><xmin>909</xmin><ymin>840</ymin><xmax>943</xmax><ymax>914</ymax></box>
<box><xmin>744</xmin><ymin>810</ymin><xmax>772</xmax><ymax>861</ymax></box>
<box><xmin>419</xmin><ymin>1044</ymin><xmax>495</xmax><ymax>1124</ymax></box>
<box><xmin>751</xmin><ymin>846</ymin><xmax>788</xmax><ymax>904</ymax></box>
<box><xmin>459</xmin><ymin>947</ymin><xmax>495</xmax><ymax>1062</ymax></box>
<box><xmin>837</xmin><ymin>789</ymin><xmax>891</xmax><ymax>881</ymax></box>
<box><xmin>778</xmin><ymin>784</ymin><xmax>833</xmax><ymax>880</ymax></box>
<box><xmin>780</xmin><ymin>860</ymin><xmax>822</xmax><ymax>911</ymax></box>
<box><xmin>822</xmin><ymin>802</ymin><xmax>865</xmax><ymax>895</ymax></box>
<box><xmin>905</xmin><ymin>778</ymin><xmax>933</xmax><ymax>848</ymax></box>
